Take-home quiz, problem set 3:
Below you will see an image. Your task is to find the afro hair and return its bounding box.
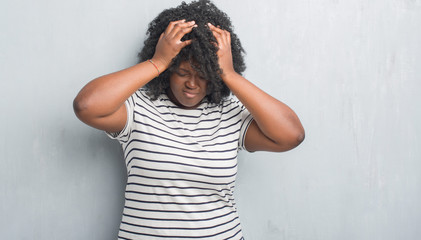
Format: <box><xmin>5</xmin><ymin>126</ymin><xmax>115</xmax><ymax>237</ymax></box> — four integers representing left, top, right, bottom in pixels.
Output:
<box><xmin>138</xmin><ymin>0</ymin><xmax>246</xmax><ymax>104</ymax></box>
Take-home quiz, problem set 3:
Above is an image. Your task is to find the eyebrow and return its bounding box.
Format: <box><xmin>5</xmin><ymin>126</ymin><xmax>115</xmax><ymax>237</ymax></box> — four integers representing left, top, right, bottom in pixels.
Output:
<box><xmin>177</xmin><ymin>68</ymin><xmax>190</xmax><ymax>73</ymax></box>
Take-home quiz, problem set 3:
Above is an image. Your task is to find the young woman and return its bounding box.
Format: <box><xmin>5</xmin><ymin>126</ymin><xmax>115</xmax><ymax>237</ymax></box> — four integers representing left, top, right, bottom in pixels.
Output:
<box><xmin>73</xmin><ymin>0</ymin><xmax>304</xmax><ymax>239</ymax></box>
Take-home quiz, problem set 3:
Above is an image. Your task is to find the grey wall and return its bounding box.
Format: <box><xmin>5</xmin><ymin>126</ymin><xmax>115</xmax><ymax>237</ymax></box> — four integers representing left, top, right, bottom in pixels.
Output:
<box><xmin>1</xmin><ymin>0</ymin><xmax>420</xmax><ymax>239</ymax></box>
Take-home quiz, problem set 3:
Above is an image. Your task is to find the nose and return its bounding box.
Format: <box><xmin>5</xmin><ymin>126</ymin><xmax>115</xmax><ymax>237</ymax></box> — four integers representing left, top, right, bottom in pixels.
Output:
<box><xmin>185</xmin><ymin>76</ymin><xmax>199</xmax><ymax>89</ymax></box>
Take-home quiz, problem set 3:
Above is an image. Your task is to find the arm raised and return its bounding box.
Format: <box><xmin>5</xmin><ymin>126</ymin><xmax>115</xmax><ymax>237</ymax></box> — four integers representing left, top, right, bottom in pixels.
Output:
<box><xmin>208</xmin><ymin>23</ymin><xmax>305</xmax><ymax>152</ymax></box>
<box><xmin>73</xmin><ymin>20</ymin><xmax>197</xmax><ymax>133</ymax></box>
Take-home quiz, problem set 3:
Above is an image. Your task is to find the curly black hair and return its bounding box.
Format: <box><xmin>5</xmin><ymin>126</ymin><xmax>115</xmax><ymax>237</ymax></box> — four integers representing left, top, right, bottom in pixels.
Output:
<box><xmin>138</xmin><ymin>0</ymin><xmax>246</xmax><ymax>104</ymax></box>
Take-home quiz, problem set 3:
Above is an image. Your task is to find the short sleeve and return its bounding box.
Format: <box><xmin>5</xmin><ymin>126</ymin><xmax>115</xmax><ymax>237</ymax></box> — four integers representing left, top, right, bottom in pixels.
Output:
<box><xmin>105</xmin><ymin>94</ymin><xmax>135</xmax><ymax>143</ymax></box>
<box><xmin>236</xmin><ymin>100</ymin><xmax>254</xmax><ymax>152</ymax></box>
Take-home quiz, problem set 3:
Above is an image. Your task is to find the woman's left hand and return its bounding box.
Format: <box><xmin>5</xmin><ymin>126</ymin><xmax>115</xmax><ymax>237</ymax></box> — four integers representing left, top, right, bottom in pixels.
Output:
<box><xmin>208</xmin><ymin>23</ymin><xmax>236</xmax><ymax>79</ymax></box>
<box><xmin>208</xmin><ymin>24</ymin><xmax>304</xmax><ymax>153</ymax></box>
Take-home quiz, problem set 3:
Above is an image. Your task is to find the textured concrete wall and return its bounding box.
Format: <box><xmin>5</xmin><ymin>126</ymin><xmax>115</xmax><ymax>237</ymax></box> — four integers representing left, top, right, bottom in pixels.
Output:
<box><xmin>1</xmin><ymin>0</ymin><xmax>420</xmax><ymax>239</ymax></box>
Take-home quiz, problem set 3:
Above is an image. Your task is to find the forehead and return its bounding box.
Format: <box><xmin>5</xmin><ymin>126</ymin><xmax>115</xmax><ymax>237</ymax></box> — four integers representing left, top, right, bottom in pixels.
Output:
<box><xmin>177</xmin><ymin>61</ymin><xmax>194</xmax><ymax>70</ymax></box>
<box><xmin>173</xmin><ymin>61</ymin><xmax>206</xmax><ymax>78</ymax></box>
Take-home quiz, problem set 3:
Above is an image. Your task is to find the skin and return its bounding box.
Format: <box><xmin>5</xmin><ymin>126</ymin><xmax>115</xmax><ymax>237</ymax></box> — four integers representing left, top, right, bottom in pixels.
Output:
<box><xmin>166</xmin><ymin>62</ymin><xmax>208</xmax><ymax>109</ymax></box>
<box><xmin>73</xmin><ymin>19</ymin><xmax>305</xmax><ymax>152</ymax></box>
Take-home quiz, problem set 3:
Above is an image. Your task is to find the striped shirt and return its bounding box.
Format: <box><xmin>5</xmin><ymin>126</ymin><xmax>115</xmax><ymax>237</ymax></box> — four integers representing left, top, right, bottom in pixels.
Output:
<box><xmin>107</xmin><ymin>89</ymin><xmax>253</xmax><ymax>239</ymax></box>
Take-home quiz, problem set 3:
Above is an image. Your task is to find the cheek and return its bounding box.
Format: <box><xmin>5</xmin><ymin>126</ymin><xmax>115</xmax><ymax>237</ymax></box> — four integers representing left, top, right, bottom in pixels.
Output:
<box><xmin>200</xmin><ymin>81</ymin><xmax>208</xmax><ymax>92</ymax></box>
<box><xmin>204</xmin><ymin>84</ymin><xmax>210</xmax><ymax>96</ymax></box>
<box><xmin>169</xmin><ymin>77</ymin><xmax>182</xmax><ymax>90</ymax></box>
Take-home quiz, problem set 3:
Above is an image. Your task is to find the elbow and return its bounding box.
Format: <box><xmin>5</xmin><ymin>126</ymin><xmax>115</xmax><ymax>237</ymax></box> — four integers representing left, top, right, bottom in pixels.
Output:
<box><xmin>296</xmin><ymin>129</ymin><xmax>305</xmax><ymax>146</ymax></box>
<box><xmin>289</xmin><ymin>132</ymin><xmax>305</xmax><ymax>150</ymax></box>
<box><xmin>287</xmin><ymin>121</ymin><xmax>305</xmax><ymax>150</ymax></box>
<box><xmin>277</xmin><ymin>128</ymin><xmax>305</xmax><ymax>152</ymax></box>
<box><xmin>73</xmin><ymin>94</ymin><xmax>90</xmax><ymax>120</ymax></box>
<box><xmin>278</xmin><ymin>113</ymin><xmax>305</xmax><ymax>151</ymax></box>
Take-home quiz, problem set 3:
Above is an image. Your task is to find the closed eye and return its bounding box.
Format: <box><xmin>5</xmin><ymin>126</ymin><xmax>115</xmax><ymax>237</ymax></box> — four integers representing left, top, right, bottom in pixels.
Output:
<box><xmin>176</xmin><ymin>72</ymin><xmax>188</xmax><ymax>77</ymax></box>
<box><xmin>175</xmin><ymin>69</ymin><xmax>190</xmax><ymax>77</ymax></box>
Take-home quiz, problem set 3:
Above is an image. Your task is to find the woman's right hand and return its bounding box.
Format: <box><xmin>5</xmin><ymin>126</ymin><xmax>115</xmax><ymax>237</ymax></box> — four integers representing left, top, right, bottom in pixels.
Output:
<box><xmin>73</xmin><ymin>20</ymin><xmax>196</xmax><ymax>134</ymax></box>
<box><xmin>151</xmin><ymin>20</ymin><xmax>197</xmax><ymax>72</ymax></box>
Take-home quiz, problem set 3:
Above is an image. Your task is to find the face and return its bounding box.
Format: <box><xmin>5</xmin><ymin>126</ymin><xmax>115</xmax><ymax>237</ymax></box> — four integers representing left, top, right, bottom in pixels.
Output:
<box><xmin>167</xmin><ymin>61</ymin><xmax>208</xmax><ymax>109</ymax></box>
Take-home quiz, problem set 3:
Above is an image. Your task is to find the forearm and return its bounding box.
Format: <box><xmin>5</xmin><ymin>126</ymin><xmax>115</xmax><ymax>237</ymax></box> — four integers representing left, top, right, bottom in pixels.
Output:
<box><xmin>222</xmin><ymin>72</ymin><xmax>305</xmax><ymax>146</ymax></box>
<box><xmin>73</xmin><ymin>60</ymin><xmax>160</xmax><ymax>118</ymax></box>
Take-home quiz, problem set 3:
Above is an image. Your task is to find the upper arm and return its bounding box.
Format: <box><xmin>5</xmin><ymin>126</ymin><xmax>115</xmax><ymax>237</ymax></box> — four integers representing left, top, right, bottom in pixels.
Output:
<box><xmin>73</xmin><ymin>100</ymin><xmax>128</xmax><ymax>134</ymax></box>
<box><xmin>244</xmin><ymin>120</ymin><xmax>303</xmax><ymax>152</ymax></box>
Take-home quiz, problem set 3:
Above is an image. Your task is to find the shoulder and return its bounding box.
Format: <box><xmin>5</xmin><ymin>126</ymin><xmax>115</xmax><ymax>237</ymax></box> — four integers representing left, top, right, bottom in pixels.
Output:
<box><xmin>219</xmin><ymin>95</ymin><xmax>245</xmax><ymax>112</ymax></box>
<box><xmin>196</xmin><ymin>95</ymin><xmax>248</xmax><ymax>122</ymax></box>
<box><xmin>131</xmin><ymin>88</ymin><xmax>171</xmax><ymax>108</ymax></box>
<box><xmin>133</xmin><ymin>88</ymin><xmax>153</xmax><ymax>102</ymax></box>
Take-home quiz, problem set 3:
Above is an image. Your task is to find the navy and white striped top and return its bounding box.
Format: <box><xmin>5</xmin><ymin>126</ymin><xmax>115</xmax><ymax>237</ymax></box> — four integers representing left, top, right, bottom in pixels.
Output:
<box><xmin>108</xmin><ymin>89</ymin><xmax>253</xmax><ymax>239</ymax></box>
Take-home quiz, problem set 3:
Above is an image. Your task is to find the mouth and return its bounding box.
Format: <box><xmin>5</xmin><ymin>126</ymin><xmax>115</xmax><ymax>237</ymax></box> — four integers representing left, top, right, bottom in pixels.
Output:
<box><xmin>183</xmin><ymin>90</ymin><xmax>199</xmax><ymax>98</ymax></box>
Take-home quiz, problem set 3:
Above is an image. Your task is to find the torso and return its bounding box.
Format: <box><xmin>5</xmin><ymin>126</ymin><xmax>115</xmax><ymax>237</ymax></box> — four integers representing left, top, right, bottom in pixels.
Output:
<box><xmin>111</xmin><ymin>90</ymin><xmax>252</xmax><ymax>240</ymax></box>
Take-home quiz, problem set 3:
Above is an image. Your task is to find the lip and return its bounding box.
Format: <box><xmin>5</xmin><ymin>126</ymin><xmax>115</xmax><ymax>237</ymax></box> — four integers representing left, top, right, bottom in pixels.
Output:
<box><xmin>183</xmin><ymin>90</ymin><xmax>198</xmax><ymax>98</ymax></box>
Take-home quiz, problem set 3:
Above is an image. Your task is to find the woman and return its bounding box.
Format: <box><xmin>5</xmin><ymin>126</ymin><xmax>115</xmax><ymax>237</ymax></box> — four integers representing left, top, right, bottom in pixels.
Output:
<box><xmin>73</xmin><ymin>0</ymin><xmax>304</xmax><ymax>239</ymax></box>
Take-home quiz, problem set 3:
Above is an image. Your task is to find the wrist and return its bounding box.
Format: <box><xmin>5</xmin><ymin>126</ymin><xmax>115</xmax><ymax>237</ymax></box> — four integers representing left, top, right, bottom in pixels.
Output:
<box><xmin>150</xmin><ymin>57</ymin><xmax>169</xmax><ymax>73</ymax></box>
<box><xmin>220</xmin><ymin>69</ymin><xmax>238</xmax><ymax>81</ymax></box>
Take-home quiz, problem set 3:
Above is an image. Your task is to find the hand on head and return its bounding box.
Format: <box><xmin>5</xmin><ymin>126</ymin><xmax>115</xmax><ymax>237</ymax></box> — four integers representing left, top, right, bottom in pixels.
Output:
<box><xmin>207</xmin><ymin>23</ymin><xmax>235</xmax><ymax>78</ymax></box>
<box><xmin>152</xmin><ymin>20</ymin><xmax>235</xmax><ymax>79</ymax></box>
<box><xmin>152</xmin><ymin>20</ymin><xmax>197</xmax><ymax>71</ymax></box>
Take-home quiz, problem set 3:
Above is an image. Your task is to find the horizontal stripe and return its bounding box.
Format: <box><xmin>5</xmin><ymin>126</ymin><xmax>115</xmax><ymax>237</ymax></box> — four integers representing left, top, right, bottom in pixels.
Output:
<box><xmin>136</xmin><ymin>91</ymin><xmax>240</xmax><ymax>117</ymax></box>
<box><xmin>124</xmin><ymin>204</ymin><xmax>233</xmax><ymax>214</ymax></box>
<box><xmin>129</xmin><ymin>120</ymin><xmax>241</xmax><ymax>143</ymax></box>
<box><xmin>224</xmin><ymin>229</ymin><xmax>243</xmax><ymax>240</ymax></box>
<box><xmin>128</xmin><ymin>174</ymin><xmax>236</xmax><ymax>186</ymax></box>
<box><xmin>120</xmin><ymin>216</ymin><xmax>238</xmax><ymax>230</ymax></box>
<box><xmin>125</xmin><ymin>148</ymin><xmax>237</xmax><ymax>162</ymax></box>
<box><xmin>130</xmin><ymin>165</ymin><xmax>236</xmax><ymax>179</ymax></box>
<box><xmin>125</xmin><ymin>138</ymin><xmax>238</xmax><ymax>154</ymax></box>
<box><xmin>133</xmin><ymin>111</ymin><xmax>242</xmax><ymax>134</ymax></box>
<box><xmin>135</xmin><ymin>101</ymin><xmax>238</xmax><ymax>124</ymax></box>
<box><xmin>119</xmin><ymin>222</ymin><xmax>241</xmax><ymax>239</ymax></box>
<box><xmin>126</xmin><ymin>182</ymin><xmax>234</xmax><ymax>193</ymax></box>
<box><xmin>125</xmin><ymin>190</ymin><xmax>233</xmax><ymax>198</ymax></box>
<box><xmin>125</xmin><ymin>196</ymin><xmax>233</xmax><ymax>206</ymax></box>
<box><xmin>128</xmin><ymin>157</ymin><xmax>237</xmax><ymax>170</ymax></box>
<box><xmin>122</xmin><ymin>210</ymin><xmax>235</xmax><ymax>222</ymax></box>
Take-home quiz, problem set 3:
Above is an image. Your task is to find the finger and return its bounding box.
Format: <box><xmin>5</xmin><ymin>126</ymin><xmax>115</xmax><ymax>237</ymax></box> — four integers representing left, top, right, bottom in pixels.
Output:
<box><xmin>208</xmin><ymin>23</ymin><xmax>224</xmax><ymax>34</ymax></box>
<box><xmin>181</xmin><ymin>39</ymin><xmax>193</xmax><ymax>48</ymax></box>
<box><xmin>164</xmin><ymin>19</ymin><xmax>186</xmax><ymax>36</ymax></box>
<box><xmin>210</xmin><ymin>28</ymin><xmax>223</xmax><ymax>47</ymax></box>
<box><xmin>220</xmin><ymin>30</ymin><xmax>231</xmax><ymax>46</ymax></box>
<box><xmin>210</xmin><ymin>25</ymin><xmax>231</xmax><ymax>46</ymax></box>
<box><xmin>173</xmin><ymin>22</ymin><xmax>197</xmax><ymax>41</ymax></box>
<box><xmin>168</xmin><ymin>20</ymin><xmax>196</xmax><ymax>39</ymax></box>
<box><xmin>208</xmin><ymin>23</ymin><xmax>220</xmax><ymax>36</ymax></box>
<box><xmin>208</xmin><ymin>23</ymin><xmax>225</xmax><ymax>43</ymax></box>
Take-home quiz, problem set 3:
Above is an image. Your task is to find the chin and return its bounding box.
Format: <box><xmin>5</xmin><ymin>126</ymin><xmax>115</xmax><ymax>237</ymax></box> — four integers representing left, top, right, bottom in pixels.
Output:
<box><xmin>178</xmin><ymin>99</ymin><xmax>202</xmax><ymax>109</ymax></box>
